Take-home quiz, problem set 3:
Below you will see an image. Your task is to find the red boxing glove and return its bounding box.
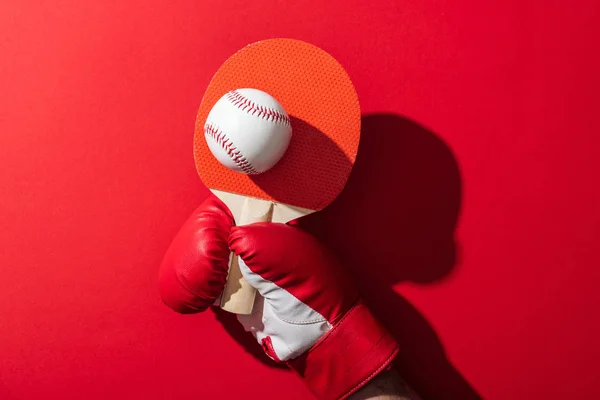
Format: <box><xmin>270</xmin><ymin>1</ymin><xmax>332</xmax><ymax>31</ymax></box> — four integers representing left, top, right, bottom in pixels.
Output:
<box><xmin>230</xmin><ymin>223</ymin><xmax>399</xmax><ymax>400</ymax></box>
<box><xmin>159</xmin><ymin>196</ymin><xmax>234</xmax><ymax>313</ymax></box>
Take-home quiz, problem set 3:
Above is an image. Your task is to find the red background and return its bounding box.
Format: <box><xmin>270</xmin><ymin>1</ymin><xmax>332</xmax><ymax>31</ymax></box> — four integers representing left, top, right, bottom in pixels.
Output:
<box><xmin>1</xmin><ymin>1</ymin><xmax>598</xmax><ymax>399</ymax></box>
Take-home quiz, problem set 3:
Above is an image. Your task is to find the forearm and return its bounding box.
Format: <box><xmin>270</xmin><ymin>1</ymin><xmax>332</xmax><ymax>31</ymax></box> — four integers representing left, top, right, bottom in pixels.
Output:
<box><xmin>349</xmin><ymin>369</ymin><xmax>422</xmax><ymax>400</ymax></box>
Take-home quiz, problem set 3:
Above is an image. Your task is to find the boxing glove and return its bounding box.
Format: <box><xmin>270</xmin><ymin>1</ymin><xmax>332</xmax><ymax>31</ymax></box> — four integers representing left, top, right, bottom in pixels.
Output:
<box><xmin>230</xmin><ymin>223</ymin><xmax>399</xmax><ymax>400</ymax></box>
<box><xmin>159</xmin><ymin>195</ymin><xmax>233</xmax><ymax>313</ymax></box>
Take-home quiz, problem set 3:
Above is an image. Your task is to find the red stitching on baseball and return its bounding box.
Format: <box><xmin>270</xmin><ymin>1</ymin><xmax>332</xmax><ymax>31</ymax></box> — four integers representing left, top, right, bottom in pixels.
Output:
<box><xmin>226</xmin><ymin>90</ymin><xmax>291</xmax><ymax>126</ymax></box>
<box><xmin>204</xmin><ymin>123</ymin><xmax>259</xmax><ymax>174</ymax></box>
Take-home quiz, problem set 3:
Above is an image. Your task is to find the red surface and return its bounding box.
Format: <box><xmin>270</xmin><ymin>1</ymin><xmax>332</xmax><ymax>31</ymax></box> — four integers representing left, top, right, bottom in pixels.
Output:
<box><xmin>0</xmin><ymin>1</ymin><xmax>598</xmax><ymax>399</ymax></box>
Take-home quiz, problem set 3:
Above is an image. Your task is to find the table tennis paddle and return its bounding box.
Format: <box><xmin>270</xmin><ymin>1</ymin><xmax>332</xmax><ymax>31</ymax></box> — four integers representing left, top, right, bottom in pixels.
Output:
<box><xmin>194</xmin><ymin>39</ymin><xmax>361</xmax><ymax>315</ymax></box>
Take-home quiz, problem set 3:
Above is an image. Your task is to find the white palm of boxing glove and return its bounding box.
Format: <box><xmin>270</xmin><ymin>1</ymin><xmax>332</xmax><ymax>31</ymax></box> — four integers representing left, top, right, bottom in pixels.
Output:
<box><xmin>237</xmin><ymin>261</ymin><xmax>332</xmax><ymax>361</ymax></box>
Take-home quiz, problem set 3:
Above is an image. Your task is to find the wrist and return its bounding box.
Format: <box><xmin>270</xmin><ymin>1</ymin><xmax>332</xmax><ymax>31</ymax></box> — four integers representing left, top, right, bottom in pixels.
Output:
<box><xmin>349</xmin><ymin>369</ymin><xmax>422</xmax><ymax>400</ymax></box>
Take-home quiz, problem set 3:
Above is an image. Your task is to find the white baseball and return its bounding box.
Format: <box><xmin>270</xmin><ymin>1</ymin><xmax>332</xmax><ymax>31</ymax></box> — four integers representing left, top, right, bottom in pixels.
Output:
<box><xmin>204</xmin><ymin>88</ymin><xmax>292</xmax><ymax>174</ymax></box>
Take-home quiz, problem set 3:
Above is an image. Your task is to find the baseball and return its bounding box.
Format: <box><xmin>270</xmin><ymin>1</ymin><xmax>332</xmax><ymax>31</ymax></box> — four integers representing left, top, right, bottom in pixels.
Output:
<box><xmin>204</xmin><ymin>88</ymin><xmax>292</xmax><ymax>174</ymax></box>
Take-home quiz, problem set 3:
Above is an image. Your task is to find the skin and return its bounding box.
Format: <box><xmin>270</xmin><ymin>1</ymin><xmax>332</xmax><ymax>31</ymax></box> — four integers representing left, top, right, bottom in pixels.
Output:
<box><xmin>349</xmin><ymin>369</ymin><xmax>422</xmax><ymax>400</ymax></box>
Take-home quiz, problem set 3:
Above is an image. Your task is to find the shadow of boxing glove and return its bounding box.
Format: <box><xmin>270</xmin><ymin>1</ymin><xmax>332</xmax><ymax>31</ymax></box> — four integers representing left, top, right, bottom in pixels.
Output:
<box><xmin>159</xmin><ymin>195</ymin><xmax>234</xmax><ymax>313</ymax></box>
<box><xmin>229</xmin><ymin>223</ymin><xmax>399</xmax><ymax>400</ymax></box>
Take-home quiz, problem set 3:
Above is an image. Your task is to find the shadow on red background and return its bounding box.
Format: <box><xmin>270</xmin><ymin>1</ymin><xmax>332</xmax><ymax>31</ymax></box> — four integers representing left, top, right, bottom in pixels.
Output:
<box><xmin>215</xmin><ymin>113</ymin><xmax>480</xmax><ymax>399</ymax></box>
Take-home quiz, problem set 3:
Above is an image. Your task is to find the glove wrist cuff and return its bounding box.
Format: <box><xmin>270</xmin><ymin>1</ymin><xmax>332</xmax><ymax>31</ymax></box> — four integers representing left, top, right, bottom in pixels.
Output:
<box><xmin>287</xmin><ymin>301</ymin><xmax>399</xmax><ymax>400</ymax></box>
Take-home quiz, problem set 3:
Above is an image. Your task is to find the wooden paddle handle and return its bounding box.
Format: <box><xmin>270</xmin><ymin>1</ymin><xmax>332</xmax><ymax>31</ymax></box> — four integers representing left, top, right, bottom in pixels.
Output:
<box><xmin>220</xmin><ymin>197</ymin><xmax>273</xmax><ymax>315</ymax></box>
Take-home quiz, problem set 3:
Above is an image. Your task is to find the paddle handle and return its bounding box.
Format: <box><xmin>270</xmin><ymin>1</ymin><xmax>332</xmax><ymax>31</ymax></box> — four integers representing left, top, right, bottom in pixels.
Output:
<box><xmin>220</xmin><ymin>197</ymin><xmax>273</xmax><ymax>315</ymax></box>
